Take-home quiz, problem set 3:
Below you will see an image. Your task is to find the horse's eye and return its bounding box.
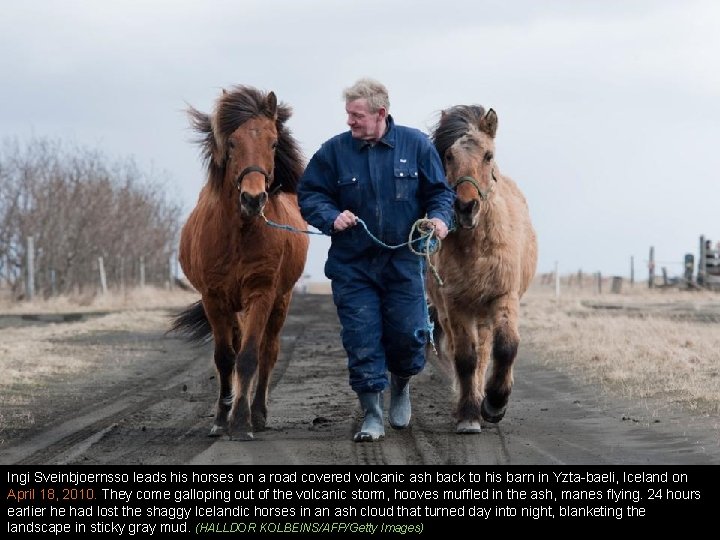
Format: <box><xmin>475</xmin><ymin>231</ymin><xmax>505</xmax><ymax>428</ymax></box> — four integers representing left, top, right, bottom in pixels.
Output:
<box><xmin>444</xmin><ymin>151</ymin><xmax>453</xmax><ymax>163</ymax></box>
<box><xmin>227</xmin><ymin>140</ymin><xmax>235</xmax><ymax>151</ymax></box>
<box><xmin>484</xmin><ymin>152</ymin><xmax>493</xmax><ymax>162</ymax></box>
<box><xmin>271</xmin><ymin>140</ymin><xmax>278</xmax><ymax>150</ymax></box>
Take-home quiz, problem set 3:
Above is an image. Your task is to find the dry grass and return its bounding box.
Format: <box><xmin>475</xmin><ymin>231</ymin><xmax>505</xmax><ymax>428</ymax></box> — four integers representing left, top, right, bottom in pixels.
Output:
<box><xmin>0</xmin><ymin>286</ymin><xmax>198</xmax><ymax>314</ymax></box>
<box><xmin>520</xmin><ymin>281</ymin><xmax>720</xmax><ymax>417</ymax></box>
<box><xmin>0</xmin><ymin>286</ymin><xmax>200</xmax><ymax>427</ymax></box>
<box><xmin>0</xmin><ymin>309</ymin><xmax>185</xmax><ymax>386</ymax></box>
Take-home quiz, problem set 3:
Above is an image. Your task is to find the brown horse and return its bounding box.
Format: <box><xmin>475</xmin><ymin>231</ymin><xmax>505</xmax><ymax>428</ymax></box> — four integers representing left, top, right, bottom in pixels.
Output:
<box><xmin>171</xmin><ymin>85</ymin><xmax>308</xmax><ymax>440</ymax></box>
<box><xmin>427</xmin><ymin>105</ymin><xmax>537</xmax><ymax>433</ymax></box>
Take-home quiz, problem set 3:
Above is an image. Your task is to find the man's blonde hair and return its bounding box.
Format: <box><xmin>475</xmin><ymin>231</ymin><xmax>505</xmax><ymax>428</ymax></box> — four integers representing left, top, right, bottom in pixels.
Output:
<box><xmin>342</xmin><ymin>78</ymin><xmax>390</xmax><ymax>113</ymax></box>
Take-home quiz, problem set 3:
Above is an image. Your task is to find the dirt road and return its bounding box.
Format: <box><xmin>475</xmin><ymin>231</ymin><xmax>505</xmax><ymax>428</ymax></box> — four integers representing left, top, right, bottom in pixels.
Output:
<box><xmin>1</xmin><ymin>293</ymin><xmax>718</xmax><ymax>465</ymax></box>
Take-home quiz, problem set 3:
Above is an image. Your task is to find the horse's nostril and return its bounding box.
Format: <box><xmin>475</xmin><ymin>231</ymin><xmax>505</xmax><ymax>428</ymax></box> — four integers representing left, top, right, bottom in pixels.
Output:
<box><xmin>454</xmin><ymin>198</ymin><xmax>478</xmax><ymax>214</ymax></box>
<box><xmin>240</xmin><ymin>191</ymin><xmax>268</xmax><ymax>210</ymax></box>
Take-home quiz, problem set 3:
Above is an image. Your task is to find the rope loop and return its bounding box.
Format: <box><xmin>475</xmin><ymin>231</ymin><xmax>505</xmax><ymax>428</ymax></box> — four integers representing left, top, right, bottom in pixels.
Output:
<box><xmin>406</xmin><ymin>219</ymin><xmax>443</xmax><ymax>287</ymax></box>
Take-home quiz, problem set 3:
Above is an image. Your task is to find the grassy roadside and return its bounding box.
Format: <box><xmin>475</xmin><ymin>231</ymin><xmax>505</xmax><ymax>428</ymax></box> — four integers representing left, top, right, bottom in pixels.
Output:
<box><xmin>520</xmin><ymin>283</ymin><xmax>720</xmax><ymax>418</ymax></box>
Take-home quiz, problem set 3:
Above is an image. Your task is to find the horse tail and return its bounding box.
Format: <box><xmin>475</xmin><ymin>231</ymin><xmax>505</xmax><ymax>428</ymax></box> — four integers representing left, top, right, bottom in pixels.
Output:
<box><xmin>169</xmin><ymin>300</ymin><xmax>212</xmax><ymax>344</ymax></box>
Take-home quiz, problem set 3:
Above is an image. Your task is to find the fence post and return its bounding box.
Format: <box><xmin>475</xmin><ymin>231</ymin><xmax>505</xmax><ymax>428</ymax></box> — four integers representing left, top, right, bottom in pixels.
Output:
<box><xmin>698</xmin><ymin>235</ymin><xmax>706</xmax><ymax>287</ymax></box>
<box><xmin>139</xmin><ymin>256</ymin><xmax>146</xmax><ymax>287</ymax></box>
<box><xmin>98</xmin><ymin>256</ymin><xmax>108</xmax><ymax>294</ymax></box>
<box><xmin>684</xmin><ymin>253</ymin><xmax>694</xmax><ymax>286</ymax></box>
<box><xmin>120</xmin><ymin>256</ymin><xmax>126</xmax><ymax>294</ymax></box>
<box><xmin>630</xmin><ymin>256</ymin><xmax>634</xmax><ymax>287</ymax></box>
<box><xmin>50</xmin><ymin>269</ymin><xmax>56</xmax><ymax>297</ymax></box>
<box><xmin>26</xmin><ymin>236</ymin><xmax>35</xmax><ymax>301</ymax></box>
<box><xmin>1</xmin><ymin>254</ymin><xmax>7</xmax><ymax>287</ymax></box>
<box><xmin>648</xmin><ymin>246</ymin><xmax>655</xmax><ymax>288</ymax></box>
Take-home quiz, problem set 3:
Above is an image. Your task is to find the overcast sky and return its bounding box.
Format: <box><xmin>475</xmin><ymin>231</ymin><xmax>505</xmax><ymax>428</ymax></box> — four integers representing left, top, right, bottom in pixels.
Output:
<box><xmin>2</xmin><ymin>0</ymin><xmax>719</xmax><ymax>282</ymax></box>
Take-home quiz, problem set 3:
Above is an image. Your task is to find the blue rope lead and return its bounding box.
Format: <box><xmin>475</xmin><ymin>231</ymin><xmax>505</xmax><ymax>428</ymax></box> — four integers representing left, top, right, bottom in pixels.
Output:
<box><xmin>260</xmin><ymin>211</ymin><xmax>326</xmax><ymax>235</ymax></box>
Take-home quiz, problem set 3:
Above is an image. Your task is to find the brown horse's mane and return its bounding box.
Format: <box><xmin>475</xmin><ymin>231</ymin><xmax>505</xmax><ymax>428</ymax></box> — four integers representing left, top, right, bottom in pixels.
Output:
<box><xmin>431</xmin><ymin>105</ymin><xmax>487</xmax><ymax>159</ymax></box>
<box><xmin>187</xmin><ymin>85</ymin><xmax>304</xmax><ymax>194</ymax></box>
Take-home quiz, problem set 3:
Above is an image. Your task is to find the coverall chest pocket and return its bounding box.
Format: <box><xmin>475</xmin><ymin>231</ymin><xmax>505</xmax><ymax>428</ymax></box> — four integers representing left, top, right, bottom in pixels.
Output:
<box><xmin>337</xmin><ymin>175</ymin><xmax>361</xmax><ymax>210</ymax></box>
<box><xmin>394</xmin><ymin>166</ymin><xmax>419</xmax><ymax>201</ymax></box>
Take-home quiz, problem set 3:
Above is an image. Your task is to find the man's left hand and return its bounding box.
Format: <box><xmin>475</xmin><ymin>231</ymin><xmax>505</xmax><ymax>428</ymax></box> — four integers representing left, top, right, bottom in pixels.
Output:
<box><xmin>425</xmin><ymin>218</ymin><xmax>449</xmax><ymax>239</ymax></box>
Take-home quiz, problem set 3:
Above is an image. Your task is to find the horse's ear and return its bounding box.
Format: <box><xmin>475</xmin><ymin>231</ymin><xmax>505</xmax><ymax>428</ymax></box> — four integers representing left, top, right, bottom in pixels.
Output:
<box><xmin>266</xmin><ymin>91</ymin><xmax>278</xmax><ymax>118</ymax></box>
<box><xmin>481</xmin><ymin>109</ymin><xmax>498</xmax><ymax>138</ymax></box>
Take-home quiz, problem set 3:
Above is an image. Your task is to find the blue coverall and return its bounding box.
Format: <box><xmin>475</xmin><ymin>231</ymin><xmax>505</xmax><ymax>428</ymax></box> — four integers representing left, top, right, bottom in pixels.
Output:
<box><xmin>298</xmin><ymin>116</ymin><xmax>455</xmax><ymax>393</ymax></box>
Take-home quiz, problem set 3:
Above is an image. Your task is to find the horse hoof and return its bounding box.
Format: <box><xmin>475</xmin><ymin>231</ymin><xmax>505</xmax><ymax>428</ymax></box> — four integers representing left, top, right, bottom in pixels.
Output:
<box><xmin>481</xmin><ymin>398</ymin><xmax>506</xmax><ymax>423</ymax></box>
<box><xmin>208</xmin><ymin>425</ymin><xmax>225</xmax><ymax>437</ymax></box>
<box><xmin>252</xmin><ymin>415</ymin><xmax>267</xmax><ymax>432</ymax></box>
<box><xmin>456</xmin><ymin>420</ymin><xmax>482</xmax><ymax>434</ymax></box>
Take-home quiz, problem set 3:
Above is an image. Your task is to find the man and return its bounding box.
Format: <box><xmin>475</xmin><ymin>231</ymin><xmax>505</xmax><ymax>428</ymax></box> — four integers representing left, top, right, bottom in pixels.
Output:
<box><xmin>298</xmin><ymin>78</ymin><xmax>455</xmax><ymax>442</ymax></box>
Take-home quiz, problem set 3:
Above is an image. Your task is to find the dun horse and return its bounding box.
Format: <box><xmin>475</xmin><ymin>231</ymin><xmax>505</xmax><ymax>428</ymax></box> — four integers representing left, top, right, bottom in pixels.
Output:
<box><xmin>427</xmin><ymin>105</ymin><xmax>537</xmax><ymax>433</ymax></box>
<box><xmin>171</xmin><ymin>85</ymin><xmax>308</xmax><ymax>440</ymax></box>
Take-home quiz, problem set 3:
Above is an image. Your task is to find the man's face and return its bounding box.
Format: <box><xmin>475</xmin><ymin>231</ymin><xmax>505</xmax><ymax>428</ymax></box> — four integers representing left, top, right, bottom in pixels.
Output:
<box><xmin>346</xmin><ymin>98</ymin><xmax>385</xmax><ymax>140</ymax></box>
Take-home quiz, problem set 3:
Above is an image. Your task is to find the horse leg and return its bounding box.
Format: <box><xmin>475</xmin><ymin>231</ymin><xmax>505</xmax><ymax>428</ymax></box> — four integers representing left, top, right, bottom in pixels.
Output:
<box><xmin>203</xmin><ymin>301</ymin><xmax>235</xmax><ymax>437</ymax></box>
<box><xmin>482</xmin><ymin>294</ymin><xmax>520</xmax><ymax>423</ymax></box>
<box><xmin>227</xmin><ymin>331</ymin><xmax>258</xmax><ymax>440</ymax></box>
<box><xmin>228</xmin><ymin>297</ymin><xmax>272</xmax><ymax>440</ymax></box>
<box><xmin>454</xmin><ymin>321</ymin><xmax>492</xmax><ymax>433</ymax></box>
<box><xmin>251</xmin><ymin>294</ymin><xmax>291</xmax><ymax>431</ymax></box>
<box><xmin>429</xmin><ymin>300</ymin><xmax>454</xmax><ymax>377</ymax></box>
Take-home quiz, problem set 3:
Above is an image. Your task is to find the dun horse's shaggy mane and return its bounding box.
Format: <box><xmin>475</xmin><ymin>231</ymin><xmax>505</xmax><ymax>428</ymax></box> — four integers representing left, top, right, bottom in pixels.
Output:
<box><xmin>431</xmin><ymin>104</ymin><xmax>486</xmax><ymax>159</ymax></box>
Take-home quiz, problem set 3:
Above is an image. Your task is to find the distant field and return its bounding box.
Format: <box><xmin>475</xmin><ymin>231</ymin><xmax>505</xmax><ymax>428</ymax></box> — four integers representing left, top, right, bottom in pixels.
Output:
<box><xmin>521</xmin><ymin>280</ymin><xmax>720</xmax><ymax>418</ymax></box>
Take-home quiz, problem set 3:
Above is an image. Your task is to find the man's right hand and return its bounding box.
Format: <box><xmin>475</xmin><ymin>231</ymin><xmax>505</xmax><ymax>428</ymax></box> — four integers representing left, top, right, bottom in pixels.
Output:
<box><xmin>333</xmin><ymin>210</ymin><xmax>358</xmax><ymax>232</ymax></box>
